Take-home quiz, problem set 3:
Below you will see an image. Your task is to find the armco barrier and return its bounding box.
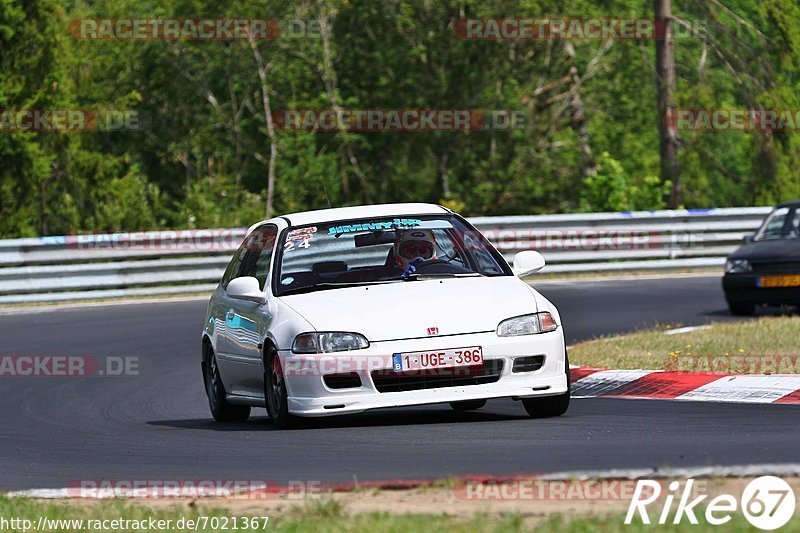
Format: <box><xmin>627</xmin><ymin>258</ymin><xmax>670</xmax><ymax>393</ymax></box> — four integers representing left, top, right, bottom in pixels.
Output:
<box><xmin>0</xmin><ymin>207</ymin><xmax>772</xmax><ymax>303</ymax></box>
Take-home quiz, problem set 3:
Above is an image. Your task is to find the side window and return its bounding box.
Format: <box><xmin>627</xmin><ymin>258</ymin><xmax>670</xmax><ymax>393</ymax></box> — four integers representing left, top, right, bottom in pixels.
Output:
<box><xmin>433</xmin><ymin>229</ymin><xmax>465</xmax><ymax>268</ymax></box>
<box><xmin>759</xmin><ymin>207</ymin><xmax>789</xmax><ymax>240</ymax></box>
<box><xmin>238</xmin><ymin>225</ymin><xmax>278</xmax><ymax>290</ymax></box>
<box><xmin>220</xmin><ymin>244</ymin><xmax>248</xmax><ymax>289</ymax></box>
<box><xmin>790</xmin><ymin>209</ymin><xmax>800</xmax><ymax>237</ymax></box>
<box><xmin>460</xmin><ymin>228</ymin><xmax>505</xmax><ymax>275</ymax></box>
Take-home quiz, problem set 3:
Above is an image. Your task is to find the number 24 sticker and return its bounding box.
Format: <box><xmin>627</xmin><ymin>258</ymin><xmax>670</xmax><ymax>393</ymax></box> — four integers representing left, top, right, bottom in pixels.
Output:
<box><xmin>284</xmin><ymin>238</ymin><xmax>311</xmax><ymax>252</ymax></box>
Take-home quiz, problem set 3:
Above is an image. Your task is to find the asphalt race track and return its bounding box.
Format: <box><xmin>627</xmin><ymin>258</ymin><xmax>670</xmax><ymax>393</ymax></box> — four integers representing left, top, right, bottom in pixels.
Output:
<box><xmin>1</xmin><ymin>275</ymin><xmax>798</xmax><ymax>490</ymax></box>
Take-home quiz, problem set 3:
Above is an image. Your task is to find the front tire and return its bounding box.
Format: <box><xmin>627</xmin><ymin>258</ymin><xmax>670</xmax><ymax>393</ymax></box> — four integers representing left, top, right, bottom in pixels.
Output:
<box><xmin>522</xmin><ymin>354</ymin><xmax>570</xmax><ymax>418</ymax></box>
<box><xmin>264</xmin><ymin>346</ymin><xmax>296</xmax><ymax>429</ymax></box>
<box><xmin>203</xmin><ymin>344</ymin><xmax>250</xmax><ymax>422</ymax></box>
<box><xmin>450</xmin><ymin>399</ymin><xmax>487</xmax><ymax>411</ymax></box>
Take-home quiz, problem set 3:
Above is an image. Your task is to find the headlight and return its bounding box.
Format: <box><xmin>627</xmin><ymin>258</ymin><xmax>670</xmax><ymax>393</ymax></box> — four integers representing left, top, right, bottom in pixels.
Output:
<box><xmin>497</xmin><ymin>312</ymin><xmax>558</xmax><ymax>336</ymax></box>
<box><xmin>725</xmin><ymin>259</ymin><xmax>751</xmax><ymax>273</ymax></box>
<box><xmin>292</xmin><ymin>332</ymin><xmax>369</xmax><ymax>353</ymax></box>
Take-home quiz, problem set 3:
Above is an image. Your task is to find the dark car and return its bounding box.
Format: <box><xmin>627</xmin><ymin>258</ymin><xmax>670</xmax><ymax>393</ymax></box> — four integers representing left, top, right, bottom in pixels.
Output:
<box><xmin>722</xmin><ymin>200</ymin><xmax>800</xmax><ymax>315</ymax></box>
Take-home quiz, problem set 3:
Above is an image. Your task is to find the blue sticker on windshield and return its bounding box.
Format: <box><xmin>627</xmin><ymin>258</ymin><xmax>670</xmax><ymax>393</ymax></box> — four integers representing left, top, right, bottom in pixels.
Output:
<box><xmin>328</xmin><ymin>218</ymin><xmax>421</xmax><ymax>236</ymax></box>
<box><xmin>281</xmin><ymin>277</ymin><xmax>295</xmax><ymax>285</ymax></box>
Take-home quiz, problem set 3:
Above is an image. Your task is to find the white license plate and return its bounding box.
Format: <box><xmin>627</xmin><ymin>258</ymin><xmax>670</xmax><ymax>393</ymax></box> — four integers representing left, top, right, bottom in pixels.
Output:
<box><xmin>393</xmin><ymin>347</ymin><xmax>483</xmax><ymax>372</ymax></box>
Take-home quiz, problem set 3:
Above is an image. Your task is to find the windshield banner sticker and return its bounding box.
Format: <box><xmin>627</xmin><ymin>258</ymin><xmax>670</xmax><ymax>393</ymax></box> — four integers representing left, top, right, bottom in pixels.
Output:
<box><xmin>327</xmin><ymin>218</ymin><xmax>421</xmax><ymax>236</ymax></box>
<box><xmin>285</xmin><ymin>226</ymin><xmax>316</xmax><ymax>252</ymax></box>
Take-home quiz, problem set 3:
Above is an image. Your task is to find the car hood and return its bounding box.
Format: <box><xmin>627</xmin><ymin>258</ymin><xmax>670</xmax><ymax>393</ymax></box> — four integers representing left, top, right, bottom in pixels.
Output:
<box><xmin>729</xmin><ymin>239</ymin><xmax>800</xmax><ymax>262</ymax></box>
<box><xmin>278</xmin><ymin>276</ymin><xmax>540</xmax><ymax>342</ymax></box>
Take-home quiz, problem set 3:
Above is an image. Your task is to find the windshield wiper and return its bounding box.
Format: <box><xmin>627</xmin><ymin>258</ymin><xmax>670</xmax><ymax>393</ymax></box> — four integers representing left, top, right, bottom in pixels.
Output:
<box><xmin>401</xmin><ymin>272</ymin><xmax>482</xmax><ymax>281</ymax></box>
<box><xmin>279</xmin><ymin>280</ymin><xmax>402</xmax><ymax>296</ymax></box>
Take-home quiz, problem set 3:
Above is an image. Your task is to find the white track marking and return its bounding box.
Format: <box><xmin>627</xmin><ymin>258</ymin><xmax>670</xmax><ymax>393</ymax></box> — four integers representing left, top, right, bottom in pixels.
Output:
<box><xmin>571</xmin><ymin>369</ymin><xmax>657</xmax><ymax>397</ymax></box>
<box><xmin>663</xmin><ymin>325</ymin><xmax>713</xmax><ymax>335</ymax></box>
<box><xmin>675</xmin><ymin>375</ymin><xmax>800</xmax><ymax>403</ymax></box>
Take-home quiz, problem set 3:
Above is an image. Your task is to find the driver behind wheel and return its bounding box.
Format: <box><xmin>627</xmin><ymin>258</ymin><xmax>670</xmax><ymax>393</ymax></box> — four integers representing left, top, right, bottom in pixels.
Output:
<box><xmin>394</xmin><ymin>229</ymin><xmax>436</xmax><ymax>272</ymax></box>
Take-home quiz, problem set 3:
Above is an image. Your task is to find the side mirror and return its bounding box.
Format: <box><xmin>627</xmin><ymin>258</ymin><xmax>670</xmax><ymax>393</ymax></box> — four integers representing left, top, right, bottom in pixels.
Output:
<box><xmin>512</xmin><ymin>251</ymin><xmax>546</xmax><ymax>277</ymax></box>
<box><xmin>226</xmin><ymin>276</ymin><xmax>265</xmax><ymax>303</ymax></box>
<box><xmin>743</xmin><ymin>234</ymin><xmax>755</xmax><ymax>244</ymax></box>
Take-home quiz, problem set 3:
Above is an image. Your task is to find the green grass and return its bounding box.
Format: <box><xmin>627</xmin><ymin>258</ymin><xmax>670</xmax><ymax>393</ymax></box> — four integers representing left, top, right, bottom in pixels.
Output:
<box><xmin>1</xmin><ymin>497</ymin><xmax>512</xmax><ymax>532</ymax></box>
<box><xmin>2</xmin><ymin>496</ymin><xmax>798</xmax><ymax>532</ymax></box>
<box><xmin>569</xmin><ymin>316</ymin><xmax>800</xmax><ymax>372</ymax></box>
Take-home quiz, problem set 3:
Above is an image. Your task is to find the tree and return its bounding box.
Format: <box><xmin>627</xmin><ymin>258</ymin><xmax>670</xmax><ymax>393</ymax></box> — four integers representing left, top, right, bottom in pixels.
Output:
<box><xmin>655</xmin><ymin>0</ymin><xmax>681</xmax><ymax>207</ymax></box>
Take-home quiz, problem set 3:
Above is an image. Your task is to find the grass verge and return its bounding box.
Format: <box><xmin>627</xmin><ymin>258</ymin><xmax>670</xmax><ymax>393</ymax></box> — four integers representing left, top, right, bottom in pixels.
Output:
<box><xmin>2</xmin><ymin>495</ymin><xmax>798</xmax><ymax>532</ymax></box>
<box><xmin>569</xmin><ymin>316</ymin><xmax>800</xmax><ymax>372</ymax></box>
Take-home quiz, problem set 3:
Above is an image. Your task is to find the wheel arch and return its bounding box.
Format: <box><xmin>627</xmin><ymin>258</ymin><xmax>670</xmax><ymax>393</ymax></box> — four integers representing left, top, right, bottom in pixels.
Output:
<box><xmin>201</xmin><ymin>335</ymin><xmax>213</xmax><ymax>382</ymax></box>
<box><xmin>262</xmin><ymin>336</ymin><xmax>279</xmax><ymax>367</ymax></box>
<box><xmin>202</xmin><ymin>334</ymin><xmax>213</xmax><ymax>361</ymax></box>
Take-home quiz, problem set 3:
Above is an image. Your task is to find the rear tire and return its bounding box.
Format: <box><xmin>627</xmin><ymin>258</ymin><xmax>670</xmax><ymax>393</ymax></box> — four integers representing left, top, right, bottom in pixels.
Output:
<box><xmin>522</xmin><ymin>353</ymin><xmax>570</xmax><ymax>418</ymax></box>
<box><xmin>450</xmin><ymin>399</ymin><xmax>487</xmax><ymax>411</ymax></box>
<box><xmin>728</xmin><ymin>301</ymin><xmax>755</xmax><ymax>316</ymax></box>
<box><xmin>203</xmin><ymin>344</ymin><xmax>251</xmax><ymax>422</ymax></box>
<box><xmin>264</xmin><ymin>346</ymin><xmax>297</xmax><ymax>429</ymax></box>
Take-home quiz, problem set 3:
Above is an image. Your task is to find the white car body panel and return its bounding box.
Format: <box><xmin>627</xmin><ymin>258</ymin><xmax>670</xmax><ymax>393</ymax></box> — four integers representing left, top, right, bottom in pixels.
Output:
<box><xmin>279</xmin><ymin>329</ymin><xmax>567</xmax><ymax>416</ymax></box>
<box><xmin>279</xmin><ymin>276</ymin><xmax>540</xmax><ymax>342</ymax></box>
<box><xmin>203</xmin><ymin>203</ymin><xmax>569</xmax><ymax>418</ymax></box>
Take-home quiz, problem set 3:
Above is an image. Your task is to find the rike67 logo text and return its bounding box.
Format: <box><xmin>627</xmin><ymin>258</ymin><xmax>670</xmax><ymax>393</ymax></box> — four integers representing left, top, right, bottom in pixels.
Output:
<box><xmin>626</xmin><ymin>476</ymin><xmax>796</xmax><ymax>530</ymax></box>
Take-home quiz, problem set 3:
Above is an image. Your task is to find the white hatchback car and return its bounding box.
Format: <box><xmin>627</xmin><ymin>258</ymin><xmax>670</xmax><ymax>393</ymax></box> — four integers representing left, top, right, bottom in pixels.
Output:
<box><xmin>202</xmin><ymin>203</ymin><xmax>570</xmax><ymax>427</ymax></box>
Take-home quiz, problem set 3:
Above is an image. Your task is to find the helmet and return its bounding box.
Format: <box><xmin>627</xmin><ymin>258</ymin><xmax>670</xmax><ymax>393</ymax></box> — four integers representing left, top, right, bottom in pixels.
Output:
<box><xmin>394</xmin><ymin>229</ymin><xmax>436</xmax><ymax>270</ymax></box>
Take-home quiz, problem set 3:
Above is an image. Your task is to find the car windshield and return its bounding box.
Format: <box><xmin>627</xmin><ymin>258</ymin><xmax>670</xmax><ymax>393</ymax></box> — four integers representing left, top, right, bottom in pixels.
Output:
<box><xmin>755</xmin><ymin>206</ymin><xmax>800</xmax><ymax>241</ymax></box>
<box><xmin>274</xmin><ymin>215</ymin><xmax>509</xmax><ymax>296</ymax></box>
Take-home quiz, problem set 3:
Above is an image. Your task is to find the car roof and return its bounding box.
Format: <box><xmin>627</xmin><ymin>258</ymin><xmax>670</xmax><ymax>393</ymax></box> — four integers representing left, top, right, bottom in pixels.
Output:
<box><xmin>776</xmin><ymin>199</ymin><xmax>800</xmax><ymax>208</ymax></box>
<box><xmin>279</xmin><ymin>203</ymin><xmax>450</xmax><ymax>227</ymax></box>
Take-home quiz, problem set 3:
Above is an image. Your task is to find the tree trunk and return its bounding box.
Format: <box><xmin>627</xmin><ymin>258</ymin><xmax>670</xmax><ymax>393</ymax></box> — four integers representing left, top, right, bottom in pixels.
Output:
<box><xmin>564</xmin><ymin>42</ymin><xmax>597</xmax><ymax>179</ymax></box>
<box><xmin>654</xmin><ymin>0</ymin><xmax>681</xmax><ymax>208</ymax></box>
<box><xmin>39</xmin><ymin>176</ymin><xmax>48</xmax><ymax>235</ymax></box>
<box><xmin>249</xmin><ymin>39</ymin><xmax>278</xmax><ymax>219</ymax></box>
<box><xmin>317</xmin><ymin>5</ymin><xmax>373</xmax><ymax>203</ymax></box>
<box><xmin>438</xmin><ymin>151</ymin><xmax>450</xmax><ymax>197</ymax></box>
<box><xmin>753</xmin><ymin>131</ymin><xmax>777</xmax><ymax>204</ymax></box>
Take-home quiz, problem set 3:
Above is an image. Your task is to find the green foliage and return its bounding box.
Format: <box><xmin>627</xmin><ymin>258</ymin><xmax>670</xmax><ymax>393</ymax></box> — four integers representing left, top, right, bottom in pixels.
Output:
<box><xmin>580</xmin><ymin>153</ymin><xmax>670</xmax><ymax>212</ymax></box>
<box><xmin>177</xmin><ymin>175</ymin><xmax>265</xmax><ymax>229</ymax></box>
<box><xmin>1</xmin><ymin>0</ymin><xmax>799</xmax><ymax>237</ymax></box>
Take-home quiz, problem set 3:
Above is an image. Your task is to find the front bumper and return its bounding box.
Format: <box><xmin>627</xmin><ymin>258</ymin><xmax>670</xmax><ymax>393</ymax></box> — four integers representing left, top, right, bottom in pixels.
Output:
<box><xmin>278</xmin><ymin>329</ymin><xmax>567</xmax><ymax>417</ymax></box>
<box><xmin>723</xmin><ymin>273</ymin><xmax>800</xmax><ymax>305</ymax></box>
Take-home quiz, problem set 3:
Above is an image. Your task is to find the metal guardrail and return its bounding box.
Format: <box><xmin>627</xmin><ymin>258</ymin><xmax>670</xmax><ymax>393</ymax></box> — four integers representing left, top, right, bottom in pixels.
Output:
<box><xmin>0</xmin><ymin>207</ymin><xmax>772</xmax><ymax>303</ymax></box>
